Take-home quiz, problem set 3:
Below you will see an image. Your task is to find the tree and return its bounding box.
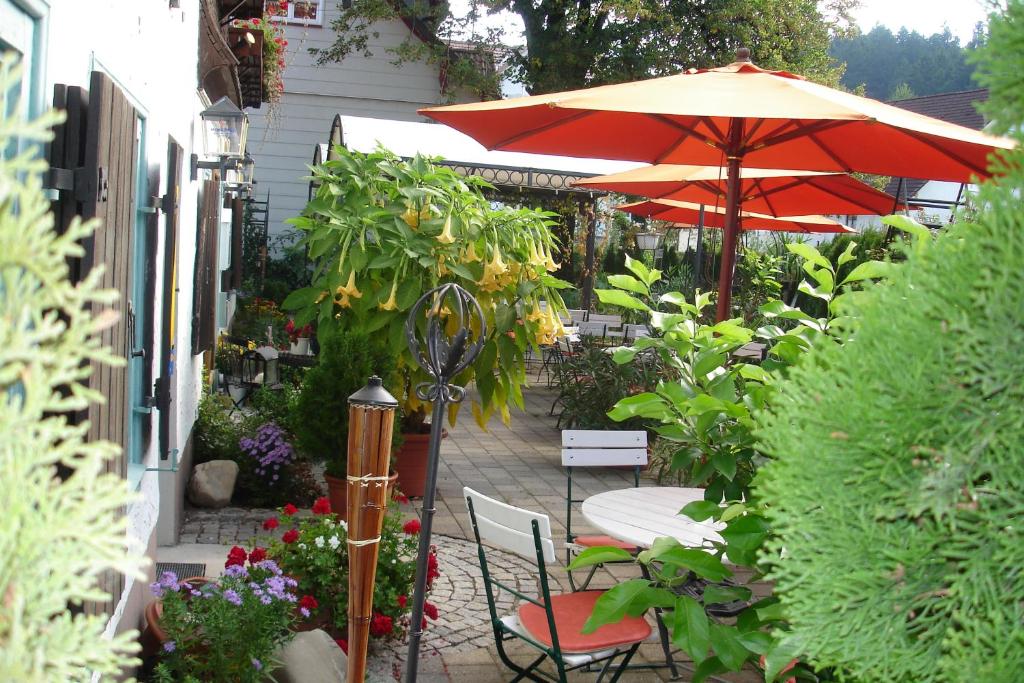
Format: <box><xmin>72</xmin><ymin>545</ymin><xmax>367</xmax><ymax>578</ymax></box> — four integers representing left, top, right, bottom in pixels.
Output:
<box><xmin>755</xmin><ymin>5</ymin><xmax>1024</xmax><ymax>680</ymax></box>
<box><xmin>313</xmin><ymin>0</ymin><xmax>857</xmax><ymax>96</ymax></box>
<box><xmin>0</xmin><ymin>54</ymin><xmax>145</xmax><ymax>680</ymax></box>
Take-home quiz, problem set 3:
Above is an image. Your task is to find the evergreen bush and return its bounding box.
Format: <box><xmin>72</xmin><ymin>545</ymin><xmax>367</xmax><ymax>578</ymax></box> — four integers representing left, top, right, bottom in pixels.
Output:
<box><xmin>756</xmin><ymin>8</ymin><xmax>1024</xmax><ymax>679</ymax></box>
<box><xmin>0</xmin><ymin>55</ymin><xmax>144</xmax><ymax>680</ymax></box>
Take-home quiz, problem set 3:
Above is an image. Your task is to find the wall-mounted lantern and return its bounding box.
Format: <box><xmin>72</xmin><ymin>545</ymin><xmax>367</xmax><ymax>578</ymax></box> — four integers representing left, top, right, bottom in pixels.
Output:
<box><xmin>191</xmin><ymin>96</ymin><xmax>250</xmax><ymax>181</ymax></box>
<box><xmin>635</xmin><ymin>231</ymin><xmax>664</xmax><ymax>253</ymax></box>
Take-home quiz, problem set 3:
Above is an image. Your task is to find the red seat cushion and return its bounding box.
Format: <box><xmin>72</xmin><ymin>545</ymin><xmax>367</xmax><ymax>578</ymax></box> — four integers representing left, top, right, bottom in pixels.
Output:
<box><xmin>518</xmin><ymin>590</ymin><xmax>651</xmax><ymax>653</ymax></box>
<box><xmin>574</xmin><ymin>535</ymin><xmax>638</xmax><ymax>552</ymax></box>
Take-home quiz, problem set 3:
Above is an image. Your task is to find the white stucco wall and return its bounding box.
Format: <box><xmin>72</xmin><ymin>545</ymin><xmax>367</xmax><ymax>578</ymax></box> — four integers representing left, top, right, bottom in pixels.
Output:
<box><xmin>246</xmin><ymin>3</ymin><xmax>480</xmax><ymax>237</ymax></box>
<box><xmin>39</xmin><ymin>0</ymin><xmax>207</xmax><ymax>636</ymax></box>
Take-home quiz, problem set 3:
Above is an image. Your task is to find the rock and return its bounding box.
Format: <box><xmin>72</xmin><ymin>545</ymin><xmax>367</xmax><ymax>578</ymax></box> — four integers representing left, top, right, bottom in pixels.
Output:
<box><xmin>276</xmin><ymin>629</ymin><xmax>347</xmax><ymax>683</ymax></box>
<box><xmin>187</xmin><ymin>460</ymin><xmax>239</xmax><ymax>508</ymax></box>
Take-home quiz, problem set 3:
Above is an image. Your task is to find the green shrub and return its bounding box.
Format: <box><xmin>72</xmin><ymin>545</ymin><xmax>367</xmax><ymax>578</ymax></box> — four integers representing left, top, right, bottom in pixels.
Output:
<box><xmin>291</xmin><ymin>330</ymin><xmax>396</xmax><ymax>476</ymax></box>
<box><xmin>755</xmin><ymin>16</ymin><xmax>1024</xmax><ymax>673</ymax></box>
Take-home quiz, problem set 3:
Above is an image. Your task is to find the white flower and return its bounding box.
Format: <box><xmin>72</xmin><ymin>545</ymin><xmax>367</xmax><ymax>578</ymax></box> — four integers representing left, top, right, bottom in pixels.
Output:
<box><xmin>298</xmin><ymin>543</ymin><xmax>307</xmax><ymax>550</ymax></box>
<box><xmin>339</xmin><ymin>520</ymin><xmax>348</xmax><ymax>531</ymax></box>
<box><xmin>315</xmin><ymin>536</ymin><xmax>325</xmax><ymax>548</ymax></box>
<box><xmin>328</xmin><ymin>536</ymin><xmax>341</xmax><ymax>550</ymax></box>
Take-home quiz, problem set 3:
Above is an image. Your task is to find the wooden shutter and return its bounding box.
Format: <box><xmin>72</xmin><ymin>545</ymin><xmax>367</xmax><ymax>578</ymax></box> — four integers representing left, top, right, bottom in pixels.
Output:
<box><xmin>157</xmin><ymin>139</ymin><xmax>183</xmax><ymax>460</ymax></box>
<box><xmin>47</xmin><ymin>70</ymin><xmax>139</xmax><ymax>618</ymax></box>
<box><xmin>192</xmin><ymin>178</ymin><xmax>220</xmax><ymax>355</ymax></box>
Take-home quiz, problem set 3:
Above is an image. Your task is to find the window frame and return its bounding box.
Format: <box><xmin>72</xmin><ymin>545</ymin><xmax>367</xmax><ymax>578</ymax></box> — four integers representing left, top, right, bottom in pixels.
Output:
<box><xmin>267</xmin><ymin>0</ymin><xmax>324</xmax><ymax>27</ymax></box>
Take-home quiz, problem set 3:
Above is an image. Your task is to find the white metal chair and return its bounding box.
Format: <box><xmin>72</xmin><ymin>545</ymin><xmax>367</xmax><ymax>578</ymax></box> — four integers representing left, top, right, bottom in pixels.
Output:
<box><xmin>561</xmin><ymin>430</ymin><xmax>648</xmax><ymax>591</ymax></box>
<box><xmin>464</xmin><ymin>487</ymin><xmax>650</xmax><ymax>683</ymax></box>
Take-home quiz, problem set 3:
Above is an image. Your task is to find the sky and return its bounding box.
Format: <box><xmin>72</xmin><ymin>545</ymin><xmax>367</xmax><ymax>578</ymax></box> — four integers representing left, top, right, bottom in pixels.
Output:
<box><xmin>851</xmin><ymin>0</ymin><xmax>995</xmax><ymax>43</ymax></box>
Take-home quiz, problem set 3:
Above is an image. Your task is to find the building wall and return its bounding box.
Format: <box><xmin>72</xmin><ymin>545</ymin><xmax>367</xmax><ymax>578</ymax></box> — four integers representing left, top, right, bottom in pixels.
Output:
<box><xmin>39</xmin><ymin>0</ymin><xmax>209</xmax><ymax>638</ymax></box>
<box><xmin>247</xmin><ymin>3</ymin><xmax>477</xmax><ymax>236</ymax></box>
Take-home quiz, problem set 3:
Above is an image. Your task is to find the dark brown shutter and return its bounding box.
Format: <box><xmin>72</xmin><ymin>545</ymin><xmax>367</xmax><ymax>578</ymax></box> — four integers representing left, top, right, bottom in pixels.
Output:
<box><xmin>192</xmin><ymin>178</ymin><xmax>220</xmax><ymax>354</ymax></box>
<box><xmin>48</xmin><ymin>70</ymin><xmax>139</xmax><ymax>618</ymax></box>
<box><xmin>157</xmin><ymin>139</ymin><xmax>183</xmax><ymax>460</ymax></box>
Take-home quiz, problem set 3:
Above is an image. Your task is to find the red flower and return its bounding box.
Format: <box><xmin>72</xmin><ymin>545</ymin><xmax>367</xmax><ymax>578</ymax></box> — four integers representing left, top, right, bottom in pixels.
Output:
<box><xmin>403</xmin><ymin>519</ymin><xmax>421</xmax><ymax>535</ymax></box>
<box><xmin>422</xmin><ymin>617</ymin><xmax>428</xmax><ymax>629</ymax></box>
<box><xmin>369</xmin><ymin>612</ymin><xmax>394</xmax><ymax>637</ymax></box>
<box><xmin>262</xmin><ymin>517</ymin><xmax>279</xmax><ymax>531</ymax></box>
<box><xmin>426</xmin><ymin>549</ymin><xmax>440</xmax><ymax>586</ymax></box>
<box><xmin>225</xmin><ymin>546</ymin><xmax>247</xmax><ymax>568</ymax></box>
<box><xmin>299</xmin><ymin>595</ymin><xmax>319</xmax><ymax>611</ymax></box>
<box><xmin>282</xmin><ymin>40</ymin><xmax>289</xmax><ymax>46</ymax></box>
<box><xmin>334</xmin><ymin>638</ymin><xmax>348</xmax><ymax>654</ymax></box>
<box><xmin>394</xmin><ymin>492</ymin><xmax>410</xmax><ymax>504</ymax></box>
<box><xmin>283</xmin><ymin>503</ymin><xmax>298</xmax><ymax>516</ymax></box>
<box><xmin>312</xmin><ymin>497</ymin><xmax>331</xmax><ymax>515</ymax></box>
<box><xmin>397</xmin><ymin>594</ymin><xmax>407</xmax><ymax>609</ymax></box>
<box><xmin>252</xmin><ymin>18</ymin><xmax>260</xmax><ymax>25</ymax></box>
<box><xmin>424</xmin><ymin>601</ymin><xmax>439</xmax><ymax>620</ymax></box>
<box><xmin>249</xmin><ymin>547</ymin><xmax>267</xmax><ymax>564</ymax></box>
<box><xmin>282</xmin><ymin>529</ymin><xmax>299</xmax><ymax>544</ymax></box>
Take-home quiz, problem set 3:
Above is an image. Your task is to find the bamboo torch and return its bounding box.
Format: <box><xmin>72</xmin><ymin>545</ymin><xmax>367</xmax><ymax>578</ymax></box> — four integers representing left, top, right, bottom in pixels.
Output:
<box><xmin>346</xmin><ymin>376</ymin><xmax>398</xmax><ymax>683</ymax></box>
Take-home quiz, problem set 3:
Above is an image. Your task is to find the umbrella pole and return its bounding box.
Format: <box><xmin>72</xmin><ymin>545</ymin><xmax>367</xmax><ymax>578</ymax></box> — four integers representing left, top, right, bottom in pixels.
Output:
<box><xmin>693</xmin><ymin>205</ymin><xmax>706</xmax><ymax>297</ymax></box>
<box><xmin>715</xmin><ymin>122</ymin><xmax>745</xmax><ymax>322</ymax></box>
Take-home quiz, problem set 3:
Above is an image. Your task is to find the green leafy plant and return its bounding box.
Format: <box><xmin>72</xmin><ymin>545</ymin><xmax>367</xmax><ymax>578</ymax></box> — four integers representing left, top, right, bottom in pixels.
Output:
<box><xmin>151</xmin><ymin>552</ymin><xmax>301</xmax><ymax>683</ymax></box>
<box><xmin>290</xmin><ymin>329</ymin><xmax>395</xmax><ymax>476</ymax></box>
<box><xmin>282</xmin><ymin>145</ymin><xmax>571</xmax><ymax>431</ymax></box>
<box><xmin>0</xmin><ymin>54</ymin><xmax>144</xmax><ymax>681</ymax></box>
<box><xmin>264</xmin><ymin>497</ymin><xmax>438</xmax><ymax>643</ymax></box>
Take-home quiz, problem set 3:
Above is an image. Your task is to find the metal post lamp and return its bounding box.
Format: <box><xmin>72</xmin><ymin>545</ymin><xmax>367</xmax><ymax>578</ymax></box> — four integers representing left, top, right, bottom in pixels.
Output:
<box><xmin>346</xmin><ymin>376</ymin><xmax>399</xmax><ymax>683</ymax></box>
<box><xmin>403</xmin><ymin>284</ymin><xmax>485</xmax><ymax>683</ymax></box>
<box><xmin>190</xmin><ymin>96</ymin><xmax>250</xmax><ymax>180</ymax></box>
<box><xmin>635</xmin><ymin>231</ymin><xmax>663</xmax><ymax>252</ymax></box>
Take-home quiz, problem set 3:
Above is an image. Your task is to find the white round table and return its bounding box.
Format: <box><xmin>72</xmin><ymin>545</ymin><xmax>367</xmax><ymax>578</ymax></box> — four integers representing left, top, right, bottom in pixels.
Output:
<box><xmin>581</xmin><ymin>487</ymin><xmax>725</xmax><ymax>550</ymax></box>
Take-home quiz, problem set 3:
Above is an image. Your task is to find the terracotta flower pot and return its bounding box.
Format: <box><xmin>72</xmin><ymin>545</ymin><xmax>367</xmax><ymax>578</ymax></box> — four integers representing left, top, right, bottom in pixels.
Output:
<box><xmin>324</xmin><ymin>470</ymin><xmax>399</xmax><ymax>520</ymax></box>
<box><xmin>393</xmin><ymin>431</ymin><xmax>446</xmax><ymax>498</ymax></box>
<box><xmin>141</xmin><ymin>577</ymin><xmax>208</xmax><ymax>658</ymax></box>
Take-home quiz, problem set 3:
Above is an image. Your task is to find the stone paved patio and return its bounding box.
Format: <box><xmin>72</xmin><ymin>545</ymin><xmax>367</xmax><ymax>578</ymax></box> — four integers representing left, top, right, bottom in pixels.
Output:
<box><xmin>166</xmin><ymin>385</ymin><xmax>760</xmax><ymax>682</ymax></box>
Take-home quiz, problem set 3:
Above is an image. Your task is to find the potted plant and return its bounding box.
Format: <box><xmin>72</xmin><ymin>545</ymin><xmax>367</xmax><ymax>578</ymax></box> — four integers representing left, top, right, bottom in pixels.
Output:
<box><xmin>283</xmin><ymin>146</ymin><xmax>570</xmax><ymax>495</ymax></box>
<box><xmin>290</xmin><ymin>329</ymin><xmax>396</xmax><ymax>514</ymax></box>
<box><xmin>263</xmin><ymin>496</ymin><xmax>439</xmax><ymax>646</ymax></box>
<box><xmin>284</xmin><ymin>319</ymin><xmax>313</xmax><ymax>355</ymax></box>
<box><xmin>145</xmin><ymin>550</ymin><xmax>314</xmax><ymax>682</ymax></box>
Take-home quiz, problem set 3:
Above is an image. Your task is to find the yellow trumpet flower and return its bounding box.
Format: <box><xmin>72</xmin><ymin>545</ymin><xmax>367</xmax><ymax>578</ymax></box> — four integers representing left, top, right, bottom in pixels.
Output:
<box><xmin>379</xmin><ymin>279</ymin><xmax>399</xmax><ymax>311</ymax></box>
<box><xmin>334</xmin><ymin>270</ymin><xmax>363</xmax><ymax>308</ymax></box>
<box><xmin>401</xmin><ymin>203</ymin><xmax>420</xmax><ymax>228</ymax></box>
<box><xmin>436</xmin><ymin>214</ymin><xmax>455</xmax><ymax>244</ymax></box>
<box><xmin>464</xmin><ymin>241</ymin><xmax>482</xmax><ymax>263</ymax></box>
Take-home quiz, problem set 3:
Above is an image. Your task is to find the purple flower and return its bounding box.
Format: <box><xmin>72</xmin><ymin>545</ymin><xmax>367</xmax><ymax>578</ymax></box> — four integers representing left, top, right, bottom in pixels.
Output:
<box><xmin>260</xmin><ymin>595</ymin><xmax>272</xmax><ymax>605</ymax></box>
<box><xmin>190</xmin><ymin>589</ymin><xmax>202</xmax><ymax>597</ymax></box>
<box><xmin>240</xmin><ymin>422</ymin><xmax>294</xmax><ymax>484</ymax></box>
<box><xmin>225</xmin><ymin>564</ymin><xmax>249</xmax><ymax>578</ymax></box>
<box><xmin>223</xmin><ymin>589</ymin><xmax>243</xmax><ymax>606</ymax></box>
<box><xmin>252</xmin><ymin>658</ymin><xmax>263</xmax><ymax>671</ymax></box>
<box><xmin>300</xmin><ymin>607</ymin><xmax>310</xmax><ymax>618</ymax></box>
<box><xmin>255</xmin><ymin>559</ymin><xmax>282</xmax><ymax>575</ymax></box>
<box><xmin>163</xmin><ymin>640</ymin><xmax>176</xmax><ymax>653</ymax></box>
<box><xmin>149</xmin><ymin>582</ymin><xmax>166</xmax><ymax>598</ymax></box>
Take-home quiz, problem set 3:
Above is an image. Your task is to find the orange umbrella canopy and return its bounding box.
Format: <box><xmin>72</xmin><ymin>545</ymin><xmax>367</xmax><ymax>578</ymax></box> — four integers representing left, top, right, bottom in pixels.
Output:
<box><xmin>576</xmin><ymin>165</ymin><xmax>909</xmax><ymax>216</ymax></box>
<box><xmin>421</xmin><ymin>50</ymin><xmax>1013</xmax><ymax>320</ymax></box>
<box><xmin>422</xmin><ymin>55</ymin><xmax>1013</xmax><ymax>181</ymax></box>
<box><xmin>618</xmin><ymin>199</ymin><xmax>854</xmax><ymax>234</ymax></box>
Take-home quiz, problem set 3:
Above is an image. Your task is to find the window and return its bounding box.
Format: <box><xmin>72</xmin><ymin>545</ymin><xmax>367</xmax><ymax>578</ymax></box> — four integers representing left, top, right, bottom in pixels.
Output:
<box><xmin>267</xmin><ymin>0</ymin><xmax>323</xmax><ymax>26</ymax></box>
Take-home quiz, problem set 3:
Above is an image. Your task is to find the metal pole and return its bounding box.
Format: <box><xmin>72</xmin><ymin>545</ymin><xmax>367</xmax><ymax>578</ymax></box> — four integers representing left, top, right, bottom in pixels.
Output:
<box><xmin>403</xmin><ymin>284</ymin><xmax>485</xmax><ymax>683</ymax></box>
<box><xmin>694</xmin><ymin>204</ymin><xmax>706</xmax><ymax>297</ymax></box>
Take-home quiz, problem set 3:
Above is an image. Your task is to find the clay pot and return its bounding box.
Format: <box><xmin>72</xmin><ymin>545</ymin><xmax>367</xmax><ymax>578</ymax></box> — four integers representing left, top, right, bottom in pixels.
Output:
<box><xmin>141</xmin><ymin>577</ymin><xmax>208</xmax><ymax>658</ymax></box>
<box><xmin>392</xmin><ymin>432</ymin><xmax>432</xmax><ymax>498</ymax></box>
<box><xmin>324</xmin><ymin>470</ymin><xmax>399</xmax><ymax>520</ymax></box>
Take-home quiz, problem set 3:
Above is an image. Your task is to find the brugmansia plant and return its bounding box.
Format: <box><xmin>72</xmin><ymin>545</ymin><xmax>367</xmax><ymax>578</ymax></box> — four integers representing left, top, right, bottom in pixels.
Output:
<box><xmin>755</xmin><ymin>8</ymin><xmax>1024</xmax><ymax>679</ymax></box>
<box><xmin>283</xmin><ymin>146</ymin><xmax>570</xmax><ymax>429</ymax></box>
<box><xmin>0</xmin><ymin>55</ymin><xmax>144</xmax><ymax>680</ymax></box>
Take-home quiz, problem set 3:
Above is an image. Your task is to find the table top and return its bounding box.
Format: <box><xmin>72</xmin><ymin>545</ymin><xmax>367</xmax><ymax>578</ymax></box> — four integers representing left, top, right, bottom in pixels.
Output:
<box><xmin>581</xmin><ymin>487</ymin><xmax>725</xmax><ymax>550</ymax></box>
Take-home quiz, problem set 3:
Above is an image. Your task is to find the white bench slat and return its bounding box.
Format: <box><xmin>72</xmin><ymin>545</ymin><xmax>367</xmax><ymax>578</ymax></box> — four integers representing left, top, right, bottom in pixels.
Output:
<box><xmin>561</xmin><ymin>447</ymin><xmax>648</xmax><ymax>467</ymax></box>
<box><xmin>463</xmin><ymin>487</ymin><xmax>552</xmax><ymax>539</ymax></box>
<box><xmin>475</xmin><ymin>516</ymin><xmax>557</xmax><ymax>563</ymax></box>
<box><xmin>562</xmin><ymin>430</ymin><xmax>647</xmax><ymax>448</ymax></box>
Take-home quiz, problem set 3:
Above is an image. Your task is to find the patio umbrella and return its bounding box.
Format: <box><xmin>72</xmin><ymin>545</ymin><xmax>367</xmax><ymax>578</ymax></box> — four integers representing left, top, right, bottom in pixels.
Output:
<box><xmin>420</xmin><ymin>48</ymin><xmax>1014</xmax><ymax>320</ymax></box>
<box><xmin>574</xmin><ymin>165</ymin><xmax>911</xmax><ymax>217</ymax></box>
<box><xmin>618</xmin><ymin>198</ymin><xmax>854</xmax><ymax>233</ymax></box>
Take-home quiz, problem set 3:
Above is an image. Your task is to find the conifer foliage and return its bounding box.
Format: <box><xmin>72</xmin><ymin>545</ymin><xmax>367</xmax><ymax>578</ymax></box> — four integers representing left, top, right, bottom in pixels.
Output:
<box><xmin>755</xmin><ymin>6</ymin><xmax>1024</xmax><ymax>680</ymax></box>
<box><xmin>0</xmin><ymin>55</ymin><xmax>144</xmax><ymax>680</ymax></box>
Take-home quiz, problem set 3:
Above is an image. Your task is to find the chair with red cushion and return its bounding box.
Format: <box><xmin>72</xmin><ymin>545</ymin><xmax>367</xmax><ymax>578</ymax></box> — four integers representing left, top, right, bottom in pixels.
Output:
<box><xmin>464</xmin><ymin>487</ymin><xmax>650</xmax><ymax>683</ymax></box>
<box><xmin>561</xmin><ymin>430</ymin><xmax>647</xmax><ymax>591</ymax></box>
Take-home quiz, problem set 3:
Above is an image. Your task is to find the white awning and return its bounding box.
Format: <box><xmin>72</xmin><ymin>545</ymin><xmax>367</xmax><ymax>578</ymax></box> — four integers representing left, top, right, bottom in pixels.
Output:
<box><xmin>332</xmin><ymin>115</ymin><xmax>645</xmax><ymax>178</ymax></box>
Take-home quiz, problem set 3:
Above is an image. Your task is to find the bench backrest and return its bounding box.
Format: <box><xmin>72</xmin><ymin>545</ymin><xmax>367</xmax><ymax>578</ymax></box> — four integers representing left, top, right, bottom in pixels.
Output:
<box><xmin>561</xmin><ymin>430</ymin><xmax>648</xmax><ymax>467</ymax></box>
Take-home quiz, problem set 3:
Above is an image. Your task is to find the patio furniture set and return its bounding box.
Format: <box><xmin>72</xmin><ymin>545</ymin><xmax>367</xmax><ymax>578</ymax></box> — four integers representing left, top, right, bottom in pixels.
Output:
<box><xmin>465</xmin><ymin>429</ymin><xmax>739</xmax><ymax>682</ymax></box>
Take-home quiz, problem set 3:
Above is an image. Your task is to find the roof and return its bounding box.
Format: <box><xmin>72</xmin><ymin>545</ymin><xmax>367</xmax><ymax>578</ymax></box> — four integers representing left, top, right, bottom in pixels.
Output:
<box><xmin>327</xmin><ymin>115</ymin><xmax>643</xmax><ymax>192</ymax></box>
<box><xmin>884</xmin><ymin>89</ymin><xmax>989</xmax><ymax>197</ymax></box>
